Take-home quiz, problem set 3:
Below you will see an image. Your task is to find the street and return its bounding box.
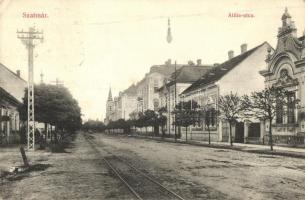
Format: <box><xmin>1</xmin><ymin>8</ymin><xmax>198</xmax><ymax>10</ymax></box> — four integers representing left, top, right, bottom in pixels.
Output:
<box><xmin>1</xmin><ymin>132</ymin><xmax>305</xmax><ymax>200</ymax></box>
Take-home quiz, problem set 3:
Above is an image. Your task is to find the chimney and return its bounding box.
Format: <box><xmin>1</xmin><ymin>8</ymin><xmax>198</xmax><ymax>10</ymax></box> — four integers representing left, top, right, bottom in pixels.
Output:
<box><xmin>196</xmin><ymin>59</ymin><xmax>202</xmax><ymax>66</ymax></box>
<box><xmin>16</xmin><ymin>70</ymin><xmax>20</xmax><ymax>77</ymax></box>
<box><xmin>241</xmin><ymin>43</ymin><xmax>247</xmax><ymax>54</ymax></box>
<box><xmin>228</xmin><ymin>50</ymin><xmax>234</xmax><ymax>60</ymax></box>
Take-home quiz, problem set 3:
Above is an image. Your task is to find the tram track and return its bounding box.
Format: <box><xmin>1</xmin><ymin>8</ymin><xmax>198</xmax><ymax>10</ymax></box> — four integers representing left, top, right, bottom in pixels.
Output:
<box><xmin>84</xmin><ymin>133</ymin><xmax>185</xmax><ymax>200</ymax></box>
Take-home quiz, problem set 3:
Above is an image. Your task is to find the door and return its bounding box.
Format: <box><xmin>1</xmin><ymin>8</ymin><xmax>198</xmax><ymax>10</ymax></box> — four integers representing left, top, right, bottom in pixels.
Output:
<box><xmin>235</xmin><ymin>122</ymin><xmax>244</xmax><ymax>143</ymax></box>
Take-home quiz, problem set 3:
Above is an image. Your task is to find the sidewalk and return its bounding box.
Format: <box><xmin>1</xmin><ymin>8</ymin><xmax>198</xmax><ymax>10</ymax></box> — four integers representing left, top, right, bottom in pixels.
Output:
<box><xmin>129</xmin><ymin>133</ymin><xmax>305</xmax><ymax>159</ymax></box>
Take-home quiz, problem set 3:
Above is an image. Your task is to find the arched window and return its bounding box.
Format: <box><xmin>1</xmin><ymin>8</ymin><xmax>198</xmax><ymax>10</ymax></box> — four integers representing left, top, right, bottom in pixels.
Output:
<box><xmin>287</xmin><ymin>92</ymin><xmax>295</xmax><ymax>124</ymax></box>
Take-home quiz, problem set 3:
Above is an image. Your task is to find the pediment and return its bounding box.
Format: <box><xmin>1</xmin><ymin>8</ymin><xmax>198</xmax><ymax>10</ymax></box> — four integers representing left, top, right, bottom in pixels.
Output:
<box><xmin>272</xmin><ymin>36</ymin><xmax>302</xmax><ymax>60</ymax></box>
<box><xmin>273</xmin><ymin>69</ymin><xmax>298</xmax><ymax>87</ymax></box>
<box><xmin>268</xmin><ymin>52</ymin><xmax>297</xmax><ymax>75</ymax></box>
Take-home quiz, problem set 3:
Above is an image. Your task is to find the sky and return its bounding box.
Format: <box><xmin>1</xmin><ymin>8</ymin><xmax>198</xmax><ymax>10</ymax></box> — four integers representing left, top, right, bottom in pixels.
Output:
<box><xmin>0</xmin><ymin>0</ymin><xmax>304</xmax><ymax>121</ymax></box>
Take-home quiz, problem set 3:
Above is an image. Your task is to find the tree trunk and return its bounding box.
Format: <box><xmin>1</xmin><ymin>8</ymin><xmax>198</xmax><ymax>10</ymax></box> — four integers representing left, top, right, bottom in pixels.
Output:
<box><xmin>208</xmin><ymin>125</ymin><xmax>211</xmax><ymax>145</ymax></box>
<box><xmin>54</xmin><ymin>131</ymin><xmax>58</xmax><ymax>144</ymax></box>
<box><xmin>174</xmin><ymin>125</ymin><xmax>177</xmax><ymax>142</ymax></box>
<box><xmin>229</xmin><ymin>123</ymin><xmax>233</xmax><ymax>146</ymax></box>
<box><xmin>185</xmin><ymin>126</ymin><xmax>188</xmax><ymax>142</ymax></box>
<box><xmin>44</xmin><ymin>123</ymin><xmax>48</xmax><ymax>143</ymax></box>
<box><xmin>269</xmin><ymin>118</ymin><xmax>273</xmax><ymax>151</ymax></box>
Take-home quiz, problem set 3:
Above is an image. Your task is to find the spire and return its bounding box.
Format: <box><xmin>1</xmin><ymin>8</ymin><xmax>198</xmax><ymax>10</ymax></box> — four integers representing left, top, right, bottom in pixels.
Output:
<box><xmin>281</xmin><ymin>7</ymin><xmax>291</xmax><ymax>20</ymax></box>
<box><xmin>166</xmin><ymin>18</ymin><xmax>172</xmax><ymax>43</ymax></box>
<box><xmin>107</xmin><ymin>87</ymin><xmax>113</xmax><ymax>101</ymax></box>
<box><xmin>278</xmin><ymin>7</ymin><xmax>296</xmax><ymax>38</ymax></box>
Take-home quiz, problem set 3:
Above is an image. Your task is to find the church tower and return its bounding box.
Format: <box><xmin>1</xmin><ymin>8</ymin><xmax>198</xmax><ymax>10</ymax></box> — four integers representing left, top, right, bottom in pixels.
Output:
<box><xmin>105</xmin><ymin>87</ymin><xmax>114</xmax><ymax>124</ymax></box>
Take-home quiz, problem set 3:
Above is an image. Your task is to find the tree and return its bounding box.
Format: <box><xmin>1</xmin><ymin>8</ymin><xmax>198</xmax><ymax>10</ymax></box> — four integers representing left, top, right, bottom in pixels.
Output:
<box><xmin>83</xmin><ymin>120</ymin><xmax>105</xmax><ymax>132</ymax></box>
<box><xmin>218</xmin><ymin>92</ymin><xmax>245</xmax><ymax>146</ymax></box>
<box><xmin>243</xmin><ymin>86</ymin><xmax>297</xmax><ymax>151</ymax></box>
<box><xmin>157</xmin><ymin>107</ymin><xmax>167</xmax><ymax>138</ymax></box>
<box><xmin>174</xmin><ymin>100</ymin><xmax>199</xmax><ymax>141</ymax></box>
<box><xmin>200</xmin><ymin>105</ymin><xmax>217</xmax><ymax>145</ymax></box>
<box><xmin>143</xmin><ymin>110</ymin><xmax>158</xmax><ymax>135</ymax></box>
<box><xmin>136</xmin><ymin>112</ymin><xmax>146</xmax><ymax>133</ymax></box>
<box><xmin>19</xmin><ymin>84</ymin><xmax>82</xmax><ymax>143</ymax></box>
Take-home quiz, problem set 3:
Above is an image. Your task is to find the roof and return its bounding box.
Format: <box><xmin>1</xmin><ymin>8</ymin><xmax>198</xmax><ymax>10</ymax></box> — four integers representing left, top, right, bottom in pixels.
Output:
<box><xmin>149</xmin><ymin>64</ymin><xmax>184</xmax><ymax>76</ymax></box>
<box><xmin>133</xmin><ymin>62</ymin><xmax>186</xmax><ymax>89</ymax></box>
<box><xmin>182</xmin><ymin>42</ymin><xmax>268</xmax><ymax>95</ymax></box>
<box><xmin>122</xmin><ymin>84</ymin><xmax>137</xmax><ymax>95</ymax></box>
<box><xmin>0</xmin><ymin>63</ymin><xmax>26</xmax><ymax>83</ymax></box>
<box><xmin>0</xmin><ymin>87</ymin><xmax>22</xmax><ymax>107</ymax></box>
<box><xmin>163</xmin><ymin>65</ymin><xmax>213</xmax><ymax>88</ymax></box>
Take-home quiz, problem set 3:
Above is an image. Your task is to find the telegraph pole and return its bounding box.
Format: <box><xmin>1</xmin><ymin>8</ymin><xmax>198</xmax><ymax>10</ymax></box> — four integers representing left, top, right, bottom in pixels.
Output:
<box><xmin>51</xmin><ymin>78</ymin><xmax>64</xmax><ymax>87</ymax></box>
<box><xmin>17</xmin><ymin>27</ymin><xmax>43</xmax><ymax>150</ymax></box>
<box><xmin>174</xmin><ymin>61</ymin><xmax>177</xmax><ymax>142</ymax></box>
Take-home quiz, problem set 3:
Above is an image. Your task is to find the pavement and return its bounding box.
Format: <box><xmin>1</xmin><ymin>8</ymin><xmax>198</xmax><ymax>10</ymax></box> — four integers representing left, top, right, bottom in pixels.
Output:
<box><xmin>128</xmin><ymin>133</ymin><xmax>305</xmax><ymax>159</ymax></box>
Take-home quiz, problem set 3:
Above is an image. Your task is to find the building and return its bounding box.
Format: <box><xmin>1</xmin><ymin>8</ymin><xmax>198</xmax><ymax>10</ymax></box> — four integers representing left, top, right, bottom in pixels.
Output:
<box><xmin>0</xmin><ymin>63</ymin><xmax>27</xmax><ymax>144</ymax></box>
<box><xmin>181</xmin><ymin>42</ymin><xmax>272</xmax><ymax>143</ymax></box>
<box><xmin>260</xmin><ymin>8</ymin><xmax>305</xmax><ymax>145</ymax></box>
<box><xmin>135</xmin><ymin>59</ymin><xmax>184</xmax><ymax>113</ymax></box>
<box><xmin>158</xmin><ymin>59</ymin><xmax>213</xmax><ymax>135</ymax></box>
<box><xmin>105</xmin><ymin>87</ymin><xmax>114</xmax><ymax>124</ymax></box>
<box><xmin>105</xmin><ymin>59</ymin><xmax>185</xmax><ymax>124</ymax></box>
<box><xmin>117</xmin><ymin>85</ymin><xmax>138</xmax><ymax>121</ymax></box>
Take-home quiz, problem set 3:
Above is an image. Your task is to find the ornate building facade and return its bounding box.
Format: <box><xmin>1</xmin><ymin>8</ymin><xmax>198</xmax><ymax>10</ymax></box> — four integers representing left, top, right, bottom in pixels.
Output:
<box><xmin>260</xmin><ymin>8</ymin><xmax>305</xmax><ymax>145</ymax></box>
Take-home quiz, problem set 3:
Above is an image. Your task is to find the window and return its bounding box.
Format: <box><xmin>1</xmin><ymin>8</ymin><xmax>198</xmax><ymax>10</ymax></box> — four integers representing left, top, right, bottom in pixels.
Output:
<box><xmin>153</xmin><ymin>99</ymin><xmax>159</xmax><ymax>111</ymax></box>
<box><xmin>205</xmin><ymin>108</ymin><xmax>217</xmax><ymax>129</ymax></box>
<box><xmin>276</xmin><ymin>99</ymin><xmax>283</xmax><ymax>124</ymax></box>
<box><xmin>211</xmin><ymin>108</ymin><xmax>217</xmax><ymax>127</ymax></box>
<box><xmin>153</xmin><ymin>79</ymin><xmax>159</xmax><ymax>92</ymax></box>
<box><xmin>287</xmin><ymin>92</ymin><xmax>295</xmax><ymax>124</ymax></box>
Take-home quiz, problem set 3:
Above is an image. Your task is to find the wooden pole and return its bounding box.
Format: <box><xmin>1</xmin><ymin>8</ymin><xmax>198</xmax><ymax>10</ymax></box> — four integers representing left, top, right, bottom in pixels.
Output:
<box><xmin>20</xmin><ymin>147</ymin><xmax>29</xmax><ymax>167</ymax></box>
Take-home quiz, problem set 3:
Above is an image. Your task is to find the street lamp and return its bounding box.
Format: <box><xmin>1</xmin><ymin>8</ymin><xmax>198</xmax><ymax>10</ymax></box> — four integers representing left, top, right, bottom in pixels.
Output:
<box><xmin>166</xmin><ymin>18</ymin><xmax>177</xmax><ymax>142</ymax></box>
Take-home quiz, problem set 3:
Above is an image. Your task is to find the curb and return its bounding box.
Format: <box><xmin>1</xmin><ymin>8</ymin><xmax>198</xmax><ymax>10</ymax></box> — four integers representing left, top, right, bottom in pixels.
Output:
<box><xmin>123</xmin><ymin>134</ymin><xmax>305</xmax><ymax>159</ymax></box>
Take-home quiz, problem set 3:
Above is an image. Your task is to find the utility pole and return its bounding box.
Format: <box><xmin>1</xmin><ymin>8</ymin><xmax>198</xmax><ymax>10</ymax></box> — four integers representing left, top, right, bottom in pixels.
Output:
<box><xmin>174</xmin><ymin>61</ymin><xmax>177</xmax><ymax>142</ymax></box>
<box><xmin>51</xmin><ymin>78</ymin><xmax>64</xmax><ymax>87</ymax></box>
<box><xmin>167</xmin><ymin>83</ymin><xmax>171</xmax><ymax>136</ymax></box>
<box><xmin>17</xmin><ymin>27</ymin><xmax>43</xmax><ymax>150</ymax></box>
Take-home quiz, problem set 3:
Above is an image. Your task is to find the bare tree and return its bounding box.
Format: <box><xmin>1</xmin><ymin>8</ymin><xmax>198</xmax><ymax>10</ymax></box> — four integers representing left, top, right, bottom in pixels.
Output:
<box><xmin>200</xmin><ymin>106</ymin><xmax>217</xmax><ymax>145</ymax></box>
<box><xmin>218</xmin><ymin>92</ymin><xmax>245</xmax><ymax>146</ymax></box>
<box><xmin>243</xmin><ymin>86</ymin><xmax>297</xmax><ymax>151</ymax></box>
<box><xmin>174</xmin><ymin>100</ymin><xmax>199</xmax><ymax>142</ymax></box>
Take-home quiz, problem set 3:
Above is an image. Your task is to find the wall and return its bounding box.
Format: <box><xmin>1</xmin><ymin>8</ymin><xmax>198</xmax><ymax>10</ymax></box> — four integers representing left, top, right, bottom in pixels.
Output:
<box><xmin>218</xmin><ymin>43</ymin><xmax>270</xmax><ymax>96</ymax></box>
